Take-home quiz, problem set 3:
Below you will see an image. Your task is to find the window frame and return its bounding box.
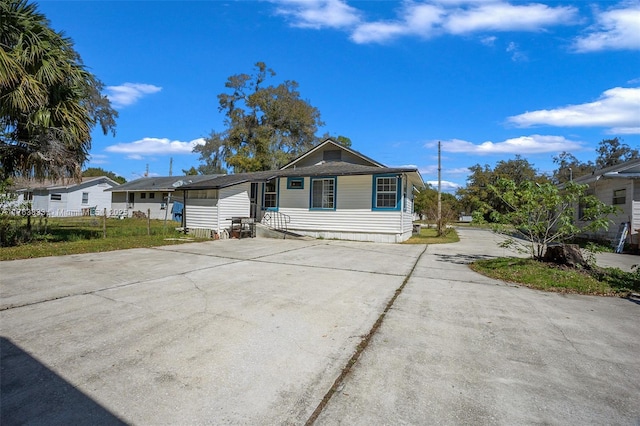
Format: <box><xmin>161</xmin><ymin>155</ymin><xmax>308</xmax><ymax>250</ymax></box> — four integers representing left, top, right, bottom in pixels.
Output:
<box><xmin>372</xmin><ymin>174</ymin><xmax>401</xmax><ymax>211</ymax></box>
<box><xmin>309</xmin><ymin>176</ymin><xmax>336</xmax><ymax>211</ymax></box>
<box><xmin>140</xmin><ymin>192</ymin><xmax>147</xmax><ymax>199</ymax></box>
<box><xmin>81</xmin><ymin>192</ymin><xmax>89</xmax><ymax>204</ymax></box>
<box><xmin>287</xmin><ymin>177</ymin><xmax>304</xmax><ymax>190</ymax></box>
<box><xmin>612</xmin><ymin>188</ymin><xmax>626</xmax><ymax>205</ymax></box>
<box><xmin>263</xmin><ymin>179</ymin><xmax>279</xmax><ymax>210</ymax></box>
<box><xmin>50</xmin><ymin>193</ymin><xmax>62</xmax><ymax>201</ymax></box>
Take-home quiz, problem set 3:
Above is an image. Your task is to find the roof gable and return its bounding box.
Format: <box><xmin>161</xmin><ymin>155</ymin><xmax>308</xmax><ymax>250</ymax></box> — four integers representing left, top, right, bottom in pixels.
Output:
<box><xmin>280</xmin><ymin>139</ymin><xmax>385</xmax><ymax>169</ymax></box>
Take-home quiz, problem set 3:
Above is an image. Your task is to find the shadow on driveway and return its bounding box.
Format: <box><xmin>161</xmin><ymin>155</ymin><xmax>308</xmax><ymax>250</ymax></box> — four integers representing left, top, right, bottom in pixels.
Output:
<box><xmin>1</xmin><ymin>337</ymin><xmax>127</xmax><ymax>425</ymax></box>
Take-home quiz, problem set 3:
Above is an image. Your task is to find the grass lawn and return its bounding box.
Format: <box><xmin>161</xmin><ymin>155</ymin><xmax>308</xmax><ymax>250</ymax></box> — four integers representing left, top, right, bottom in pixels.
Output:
<box><xmin>404</xmin><ymin>226</ymin><xmax>460</xmax><ymax>244</ymax></box>
<box><xmin>471</xmin><ymin>257</ymin><xmax>639</xmax><ymax>296</ymax></box>
<box><xmin>1</xmin><ymin>217</ymin><xmax>201</xmax><ymax>261</ymax></box>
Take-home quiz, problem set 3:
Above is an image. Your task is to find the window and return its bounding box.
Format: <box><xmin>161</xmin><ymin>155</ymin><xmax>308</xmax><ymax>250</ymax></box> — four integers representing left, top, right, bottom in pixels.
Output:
<box><xmin>149</xmin><ymin>192</ymin><xmax>155</xmax><ymax>199</ymax></box>
<box><xmin>141</xmin><ymin>192</ymin><xmax>146</xmax><ymax>199</ymax></box>
<box><xmin>50</xmin><ymin>193</ymin><xmax>62</xmax><ymax>201</ymax></box>
<box><xmin>24</xmin><ymin>191</ymin><xmax>33</xmax><ymax>201</ymax></box>
<box><xmin>287</xmin><ymin>177</ymin><xmax>304</xmax><ymax>189</ymax></box>
<box><xmin>311</xmin><ymin>177</ymin><xmax>335</xmax><ymax>210</ymax></box>
<box><xmin>264</xmin><ymin>180</ymin><xmax>278</xmax><ymax>209</ymax></box>
<box><xmin>373</xmin><ymin>175</ymin><xmax>399</xmax><ymax>210</ymax></box>
<box><xmin>188</xmin><ymin>189</ymin><xmax>218</xmax><ymax>199</ymax></box>
<box><xmin>82</xmin><ymin>192</ymin><xmax>89</xmax><ymax>204</ymax></box>
<box><xmin>613</xmin><ymin>189</ymin><xmax>626</xmax><ymax>205</ymax></box>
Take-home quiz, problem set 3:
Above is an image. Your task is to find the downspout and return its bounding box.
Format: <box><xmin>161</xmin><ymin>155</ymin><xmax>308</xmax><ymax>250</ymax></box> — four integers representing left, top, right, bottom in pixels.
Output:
<box><xmin>400</xmin><ymin>174</ymin><xmax>404</xmax><ymax>241</ymax></box>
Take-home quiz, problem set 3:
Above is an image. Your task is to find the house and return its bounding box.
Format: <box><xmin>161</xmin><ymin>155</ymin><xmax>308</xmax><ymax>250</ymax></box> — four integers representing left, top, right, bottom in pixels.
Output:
<box><xmin>179</xmin><ymin>139</ymin><xmax>424</xmax><ymax>243</ymax></box>
<box><xmin>107</xmin><ymin>175</ymin><xmax>223</xmax><ymax>220</ymax></box>
<box><xmin>14</xmin><ymin>176</ymin><xmax>119</xmax><ymax>217</ymax></box>
<box><xmin>572</xmin><ymin>159</ymin><xmax>640</xmax><ymax>249</ymax></box>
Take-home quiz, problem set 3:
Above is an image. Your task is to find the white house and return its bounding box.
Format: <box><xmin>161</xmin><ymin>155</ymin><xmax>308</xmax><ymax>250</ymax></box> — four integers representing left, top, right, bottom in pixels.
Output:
<box><xmin>573</xmin><ymin>159</ymin><xmax>640</xmax><ymax>250</ymax></box>
<box><xmin>107</xmin><ymin>175</ymin><xmax>222</xmax><ymax>220</ymax></box>
<box><xmin>179</xmin><ymin>139</ymin><xmax>424</xmax><ymax>243</ymax></box>
<box><xmin>16</xmin><ymin>176</ymin><xmax>119</xmax><ymax>216</ymax></box>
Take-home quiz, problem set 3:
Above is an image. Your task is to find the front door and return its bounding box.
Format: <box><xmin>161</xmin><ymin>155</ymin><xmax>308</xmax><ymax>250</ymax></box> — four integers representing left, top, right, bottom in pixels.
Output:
<box><xmin>250</xmin><ymin>182</ymin><xmax>259</xmax><ymax>219</ymax></box>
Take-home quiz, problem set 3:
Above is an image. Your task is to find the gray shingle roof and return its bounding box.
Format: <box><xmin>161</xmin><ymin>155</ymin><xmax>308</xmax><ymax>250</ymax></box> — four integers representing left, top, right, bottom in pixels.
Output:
<box><xmin>106</xmin><ymin>175</ymin><xmax>223</xmax><ymax>192</ymax></box>
<box><xmin>180</xmin><ymin>162</ymin><xmax>421</xmax><ymax>190</ymax></box>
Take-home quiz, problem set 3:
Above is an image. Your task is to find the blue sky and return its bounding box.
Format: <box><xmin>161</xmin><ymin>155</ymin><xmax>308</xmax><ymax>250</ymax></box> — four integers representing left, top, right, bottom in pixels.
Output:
<box><xmin>38</xmin><ymin>0</ymin><xmax>640</xmax><ymax>191</ymax></box>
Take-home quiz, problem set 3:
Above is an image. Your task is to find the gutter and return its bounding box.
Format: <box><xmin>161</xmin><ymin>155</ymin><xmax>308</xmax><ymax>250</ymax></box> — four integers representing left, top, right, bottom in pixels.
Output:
<box><xmin>601</xmin><ymin>172</ymin><xmax>640</xmax><ymax>179</ymax></box>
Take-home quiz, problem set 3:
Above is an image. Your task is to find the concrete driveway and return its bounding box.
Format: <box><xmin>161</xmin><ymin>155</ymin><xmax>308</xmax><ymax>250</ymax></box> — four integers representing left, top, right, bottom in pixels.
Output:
<box><xmin>1</xmin><ymin>229</ymin><xmax>638</xmax><ymax>425</ymax></box>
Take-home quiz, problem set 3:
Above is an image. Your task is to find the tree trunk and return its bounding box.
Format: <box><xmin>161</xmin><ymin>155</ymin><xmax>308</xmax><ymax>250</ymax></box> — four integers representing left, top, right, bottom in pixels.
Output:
<box><xmin>542</xmin><ymin>244</ymin><xmax>589</xmax><ymax>269</ymax></box>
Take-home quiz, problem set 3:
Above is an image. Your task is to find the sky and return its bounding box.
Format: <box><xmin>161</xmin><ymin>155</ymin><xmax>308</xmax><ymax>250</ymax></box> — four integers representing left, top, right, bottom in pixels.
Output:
<box><xmin>37</xmin><ymin>0</ymin><xmax>640</xmax><ymax>192</ymax></box>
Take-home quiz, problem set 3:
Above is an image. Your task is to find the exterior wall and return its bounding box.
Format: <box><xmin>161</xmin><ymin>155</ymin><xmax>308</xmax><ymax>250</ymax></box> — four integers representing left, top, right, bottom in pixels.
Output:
<box><xmin>579</xmin><ymin>177</ymin><xmax>637</xmax><ymax>243</ymax></box>
<box><xmin>122</xmin><ymin>191</ymin><xmax>172</xmax><ymax>219</ymax></box>
<box><xmin>218</xmin><ymin>184</ymin><xmax>250</xmax><ymax>230</ymax></box>
<box><xmin>70</xmin><ymin>182</ymin><xmax>113</xmax><ymax>215</ymax></box>
<box><xmin>278</xmin><ymin>175</ymin><xmax>411</xmax><ymax>242</ymax></box>
<box><xmin>27</xmin><ymin>179</ymin><xmax>116</xmax><ymax>217</ymax></box>
<box><xmin>111</xmin><ymin>192</ymin><xmax>128</xmax><ymax>216</ymax></box>
<box><xmin>185</xmin><ymin>199</ymin><xmax>218</xmax><ymax>229</ymax></box>
<box><xmin>32</xmin><ymin>190</ymin><xmax>51</xmax><ymax>212</ymax></box>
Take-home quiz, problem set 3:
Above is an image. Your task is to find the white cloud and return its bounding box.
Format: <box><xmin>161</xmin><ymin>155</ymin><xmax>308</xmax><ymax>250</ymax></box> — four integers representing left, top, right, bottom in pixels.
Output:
<box><xmin>105</xmin><ymin>83</ymin><xmax>162</xmax><ymax>108</ymax></box>
<box><xmin>88</xmin><ymin>154</ymin><xmax>108</xmax><ymax>165</ymax></box>
<box><xmin>609</xmin><ymin>127</ymin><xmax>640</xmax><ymax>135</ymax></box>
<box><xmin>272</xmin><ymin>0</ymin><xmax>360</xmax><ymax>29</ymax></box>
<box><xmin>444</xmin><ymin>2</ymin><xmax>577</xmax><ymax>34</ymax></box>
<box><xmin>573</xmin><ymin>5</ymin><xmax>640</xmax><ymax>52</ymax></box>
<box><xmin>480</xmin><ymin>35</ymin><xmax>496</xmax><ymax>47</ymax></box>
<box><xmin>432</xmin><ymin>135</ymin><xmax>583</xmax><ymax>154</ymax></box>
<box><xmin>272</xmin><ymin>0</ymin><xmax>578</xmax><ymax>44</ymax></box>
<box><xmin>506</xmin><ymin>41</ymin><xmax>528</xmax><ymax>62</ymax></box>
<box><xmin>425</xmin><ymin>180</ymin><xmax>461</xmax><ymax>191</ymax></box>
<box><xmin>106</xmin><ymin>137</ymin><xmax>206</xmax><ymax>155</ymax></box>
<box><xmin>508</xmin><ymin>87</ymin><xmax>640</xmax><ymax>133</ymax></box>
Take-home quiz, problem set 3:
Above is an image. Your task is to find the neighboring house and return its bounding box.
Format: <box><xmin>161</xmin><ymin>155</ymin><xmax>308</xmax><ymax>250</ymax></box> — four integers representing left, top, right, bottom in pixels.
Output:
<box><xmin>179</xmin><ymin>139</ymin><xmax>424</xmax><ymax>243</ymax></box>
<box><xmin>107</xmin><ymin>175</ymin><xmax>223</xmax><ymax>220</ymax></box>
<box><xmin>14</xmin><ymin>176</ymin><xmax>119</xmax><ymax>216</ymax></box>
<box><xmin>572</xmin><ymin>159</ymin><xmax>640</xmax><ymax>249</ymax></box>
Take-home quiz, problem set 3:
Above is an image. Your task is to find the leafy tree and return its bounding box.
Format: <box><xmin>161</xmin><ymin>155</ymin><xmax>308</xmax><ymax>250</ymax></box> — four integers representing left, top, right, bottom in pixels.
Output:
<box><xmin>595</xmin><ymin>137</ymin><xmax>639</xmax><ymax>168</ymax></box>
<box><xmin>182</xmin><ymin>166</ymin><xmax>199</xmax><ymax>176</ymax></box>
<box><xmin>82</xmin><ymin>167</ymin><xmax>126</xmax><ymax>184</ymax></box>
<box><xmin>552</xmin><ymin>152</ymin><xmax>594</xmax><ymax>184</ymax></box>
<box><xmin>414</xmin><ymin>184</ymin><xmax>459</xmax><ymax>225</ymax></box>
<box><xmin>192</xmin><ymin>131</ymin><xmax>227</xmax><ymax>174</ymax></box>
<box><xmin>457</xmin><ymin>156</ymin><xmax>546</xmax><ymax>220</ymax></box>
<box><xmin>196</xmin><ymin>62</ymin><xmax>324</xmax><ymax>173</ymax></box>
<box><xmin>0</xmin><ymin>0</ymin><xmax>117</xmax><ymax>181</ymax></box>
<box><xmin>319</xmin><ymin>133</ymin><xmax>352</xmax><ymax>148</ymax></box>
<box><xmin>487</xmin><ymin>178</ymin><xmax>617</xmax><ymax>260</ymax></box>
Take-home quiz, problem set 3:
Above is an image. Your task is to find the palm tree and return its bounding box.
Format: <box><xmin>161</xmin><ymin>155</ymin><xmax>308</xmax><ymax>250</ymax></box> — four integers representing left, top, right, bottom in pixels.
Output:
<box><xmin>0</xmin><ymin>0</ymin><xmax>117</xmax><ymax>181</ymax></box>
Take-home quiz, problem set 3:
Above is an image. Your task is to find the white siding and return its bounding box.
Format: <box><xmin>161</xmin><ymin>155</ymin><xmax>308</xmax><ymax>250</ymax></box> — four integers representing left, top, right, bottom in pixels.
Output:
<box><xmin>580</xmin><ymin>178</ymin><xmax>636</xmax><ymax>242</ymax></box>
<box><xmin>279</xmin><ymin>178</ymin><xmax>308</xmax><ymax>209</ymax></box>
<box><xmin>276</xmin><ymin>174</ymin><xmax>414</xmax><ymax>242</ymax></box>
<box><xmin>185</xmin><ymin>200</ymin><xmax>217</xmax><ymax>229</ymax></box>
<box><xmin>218</xmin><ymin>184</ymin><xmax>250</xmax><ymax>230</ymax></box>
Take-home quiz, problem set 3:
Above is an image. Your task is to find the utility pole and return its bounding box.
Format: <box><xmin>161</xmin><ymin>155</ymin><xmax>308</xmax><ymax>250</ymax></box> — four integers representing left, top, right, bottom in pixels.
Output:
<box><xmin>169</xmin><ymin>157</ymin><xmax>173</xmax><ymax>176</ymax></box>
<box><xmin>437</xmin><ymin>141</ymin><xmax>442</xmax><ymax>236</ymax></box>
